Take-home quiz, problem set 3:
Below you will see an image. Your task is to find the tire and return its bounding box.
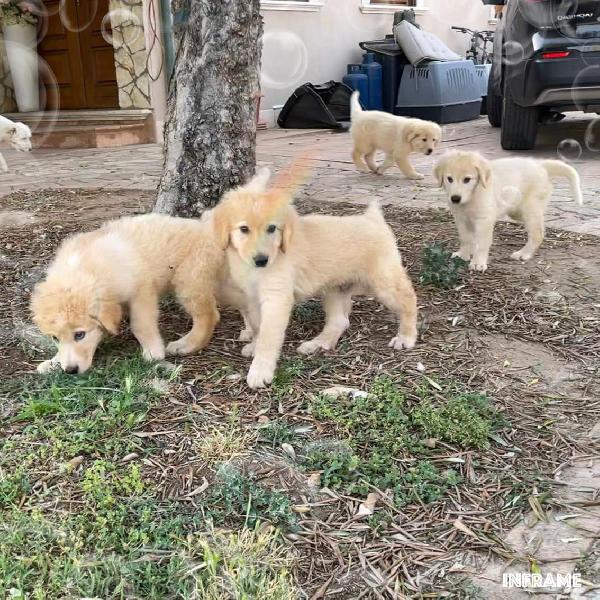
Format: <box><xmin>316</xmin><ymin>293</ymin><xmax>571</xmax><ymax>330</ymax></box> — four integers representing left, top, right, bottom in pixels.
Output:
<box><xmin>501</xmin><ymin>78</ymin><xmax>539</xmax><ymax>150</ymax></box>
<box><xmin>487</xmin><ymin>75</ymin><xmax>502</xmax><ymax>128</ymax></box>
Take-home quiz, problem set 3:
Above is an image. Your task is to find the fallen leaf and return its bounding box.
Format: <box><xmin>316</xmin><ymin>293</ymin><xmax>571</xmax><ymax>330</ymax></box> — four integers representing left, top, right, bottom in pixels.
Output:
<box><xmin>281</xmin><ymin>443</ymin><xmax>296</xmax><ymax>461</ymax></box>
<box><xmin>356</xmin><ymin>492</ymin><xmax>379</xmax><ymax>517</ymax></box>
<box><xmin>453</xmin><ymin>519</ymin><xmax>478</xmax><ymax>538</ymax></box>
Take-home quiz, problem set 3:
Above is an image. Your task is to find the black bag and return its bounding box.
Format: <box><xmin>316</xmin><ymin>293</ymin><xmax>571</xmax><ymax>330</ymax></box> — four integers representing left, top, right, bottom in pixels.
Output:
<box><xmin>277</xmin><ymin>81</ymin><xmax>355</xmax><ymax>130</ymax></box>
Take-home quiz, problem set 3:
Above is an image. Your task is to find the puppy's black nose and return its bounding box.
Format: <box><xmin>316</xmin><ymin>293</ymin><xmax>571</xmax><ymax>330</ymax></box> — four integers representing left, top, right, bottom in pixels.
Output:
<box><xmin>254</xmin><ymin>254</ymin><xmax>269</xmax><ymax>268</ymax></box>
<box><xmin>65</xmin><ymin>365</ymin><xmax>79</xmax><ymax>375</ymax></box>
<box><xmin>451</xmin><ymin>195</ymin><xmax>461</xmax><ymax>204</ymax></box>
<box><xmin>427</xmin><ymin>149</ymin><xmax>433</xmax><ymax>155</ymax></box>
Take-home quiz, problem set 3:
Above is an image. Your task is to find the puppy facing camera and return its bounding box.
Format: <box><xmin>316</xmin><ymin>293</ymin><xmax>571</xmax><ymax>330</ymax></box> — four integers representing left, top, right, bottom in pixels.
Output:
<box><xmin>434</xmin><ymin>150</ymin><xmax>583</xmax><ymax>272</ymax></box>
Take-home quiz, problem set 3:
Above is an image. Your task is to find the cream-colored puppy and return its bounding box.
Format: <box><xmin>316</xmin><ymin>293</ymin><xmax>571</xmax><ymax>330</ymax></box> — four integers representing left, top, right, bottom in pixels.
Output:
<box><xmin>31</xmin><ymin>214</ymin><xmax>222</xmax><ymax>375</ymax></box>
<box><xmin>350</xmin><ymin>91</ymin><xmax>442</xmax><ymax>179</ymax></box>
<box><xmin>434</xmin><ymin>151</ymin><xmax>583</xmax><ymax>272</ymax></box>
<box><xmin>0</xmin><ymin>114</ymin><xmax>32</xmax><ymax>172</ymax></box>
<box><xmin>211</xmin><ymin>167</ymin><xmax>418</xmax><ymax>390</ymax></box>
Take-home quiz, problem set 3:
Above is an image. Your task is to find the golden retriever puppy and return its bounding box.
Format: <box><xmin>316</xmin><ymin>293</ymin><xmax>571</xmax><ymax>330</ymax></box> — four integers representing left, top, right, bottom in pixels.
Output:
<box><xmin>31</xmin><ymin>214</ymin><xmax>222</xmax><ymax>375</ymax></box>
<box><xmin>434</xmin><ymin>151</ymin><xmax>583</xmax><ymax>272</ymax></box>
<box><xmin>211</xmin><ymin>168</ymin><xmax>418</xmax><ymax>389</ymax></box>
<box><xmin>350</xmin><ymin>91</ymin><xmax>442</xmax><ymax>179</ymax></box>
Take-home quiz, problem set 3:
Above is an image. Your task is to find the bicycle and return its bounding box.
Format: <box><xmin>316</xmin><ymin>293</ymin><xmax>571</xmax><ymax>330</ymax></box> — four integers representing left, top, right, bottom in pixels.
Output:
<box><xmin>451</xmin><ymin>26</ymin><xmax>495</xmax><ymax>65</ymax></box>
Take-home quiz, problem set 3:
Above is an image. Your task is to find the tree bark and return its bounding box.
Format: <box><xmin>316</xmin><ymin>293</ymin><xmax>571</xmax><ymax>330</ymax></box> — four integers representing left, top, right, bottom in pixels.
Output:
<box><xmin>154</xmin><ymin>0</ymin><xmax>263</xmax><ymax>217</ymax></box>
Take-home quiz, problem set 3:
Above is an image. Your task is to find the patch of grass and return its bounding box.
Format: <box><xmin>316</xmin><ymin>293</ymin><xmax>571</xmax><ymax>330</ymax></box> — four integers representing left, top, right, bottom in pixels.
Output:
<box><xmin>301</xmin><ymin>441</ymin><xmax>359</xmax><ymax>490</ymax></box>
<box><xmin>257</xmin><ymin>420</ymin><xmax>313</xmax><ymax>448</ymax></box>
<box><xmin>412</xmin><ymin>394</ymin><xmax>494</xmax><ymax>449</ymax></box>
<box><xmin>205</xmin><ymin>464</ymin><xmax>296</xmax><ymax>529</ymax></box>
<box><xmin>258</xmin><ymin>421</ymin><xmax>298</xmax><ymax>447</ymax></box>
<box><xmin>306</xmin><ymin>376</ymin><xmax>503</xmax><ymax>504</ymax></box>
<box><xmin>11</xmin><ymin>355</ymin><xmax>169</xmax><ymax>424</ymax></box>
<box><xmin>292</xmin><ymin>299</ymin><xmax>324</xmax><ymax>323</ymax></box>
<box><xmin>195</xmin><ymin>526</ymin><xmax>298</xmax><ymax>599</ymax></box>
<box><xmin>0</xmin><ymin>470</ymin><xmax>30</xmax><ymax>509</ymax></box>
<box><xmin>0</xmin><ymin>506</ymin><xmax>297</xmax><ymax>599</ymax></box>
<box><xmin>0</xmin><ymin>356</ymin><xmax>172</xmax><ymax>471</ymax></box>
<box><xmin>420</xmin><ymin>242</ymin><xmax>467</xmax><ymax>289</ymax></box>
<box><xmin>271</xmin><ymin>357</ymin><xmax>307</xmax><ymax>399</ymax></box>
<box><xmin>197</xmin><ymin>423</ymin><xmax>257</xmax><ymax>466</ymax></box>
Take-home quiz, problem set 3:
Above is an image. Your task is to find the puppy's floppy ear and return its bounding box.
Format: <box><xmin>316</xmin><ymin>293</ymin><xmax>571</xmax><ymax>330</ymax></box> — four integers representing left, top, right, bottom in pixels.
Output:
<box><xmin>211</xmin><ymin>203</ymin><xmax>232</xmax><ymax>250</ymax></box>
<box><xmin>404</xmin><ymin>124</ymin><xmax>420</xmax><ymax>144</ymax></box>
<box><xmin>280</xmin><ymin>207</ymin><xmax>297</xmax><ymax>254</ymax></box>
<box><xmin>240</xmin><ymin>167</ymin><xmax>271</xmax><ymax>193</ymax></box>
<box><xmin>433</xmin><ymin>158</ymin><xmax>446</xmax><ymax>188</ymax></box>
<box><xmin>475</xmin><ymin>155</ymin><xmax>492</xmax><ymax>189</ymax></box>
<box><xmin>30</xmin><ymin>280</ymin><xmax>49</xmax><ymax>327</ymax></box>
<box><xmin>96</xmin><ymin>300</ymin><xmax>122</xmax><ymax>335</ymax></box>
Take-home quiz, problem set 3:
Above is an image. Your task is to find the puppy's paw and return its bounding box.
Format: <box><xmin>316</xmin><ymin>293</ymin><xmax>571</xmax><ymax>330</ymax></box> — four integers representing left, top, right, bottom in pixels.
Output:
<box><xmin>375</xmin><ymin>167</ymin><xmax>387</xmax><ymax>176</ymax></box>
<box><xmin>241</xmin><ymin>341</ymin><xmax>256</xmax><ymax>358</ymax></box>
<box><xmin>142</xmin><ymin>343</ymin><xmax>166</xmax><ymax>362</ymax></box>
<box><xmin>407</xmin><ymin>172</ymin><xmax>425</xmax><ymax>180</ymax></box>
<box><xmin>37</xmin><ymin>359</ymin><xmax>59</xmax><ymax>374</ymax></box>
<box><xmin>246</xmin><ymin>360</ymin><xmax>275</xmax><ymax>390</ymax></box>
<box><xmin>469</xmin><ymin>259</ymin><xmax>488</xmax><ymax>273</ymax></box>
<box><xmin>238</xmin><ymin>328</ymin><xmax>254</xmax><ymax>342</ymax></box>
<box><xmin>166</xmin><ymin>338</ymin><xmax>195</xmax><ymax>356</ymax></box>
<box><xmin>510</xmin><ymin>249</ymin><xmax>533</xmax><ymax>262</ymax></box>
<box><xmin>388</xmin><ymin>334</ymin><xmax>416</xmax><ymax>351</ymax></box>
<box><xmin>297</xmin><ymin>339</ymin><xmax>331</xmax><ymax>355</ymax></box>
<box><xmin>452</xmin><ymin>250</ymin><xmax>471</xmax><ymax>261</ymax></box>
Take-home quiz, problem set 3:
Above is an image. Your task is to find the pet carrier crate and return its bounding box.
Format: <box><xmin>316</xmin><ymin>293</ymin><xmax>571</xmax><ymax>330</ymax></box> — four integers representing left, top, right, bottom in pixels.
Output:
<box><xmin>395</xmin><ymin>60</ymin><xmax>482</xmax><ymax>124</ymax></box>
<box><xmin>475</xmin><ymin>63</ymin><xmax>492</xmax><ymax>115</ymax></box>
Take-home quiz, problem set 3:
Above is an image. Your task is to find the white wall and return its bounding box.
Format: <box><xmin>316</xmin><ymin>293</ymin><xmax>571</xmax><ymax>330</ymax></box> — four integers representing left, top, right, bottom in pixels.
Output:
<box><xmin>260</xmin><ymin>0</ymin><xmax>496</xmax><ymax>125</ymax></box>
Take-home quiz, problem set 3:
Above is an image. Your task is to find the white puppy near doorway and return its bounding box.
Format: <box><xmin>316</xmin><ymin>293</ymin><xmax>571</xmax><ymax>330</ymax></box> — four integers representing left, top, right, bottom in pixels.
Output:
<box><xmin>350</xmin><ymin>91</ymin><xmax>442</xmax><ymax>179</ymax></box>
<box><xmin>434</xmin><ymin>151</ymin><xmax>583</xmax><ymax>272</ymax></box>
<box><xmin>0</xmin><ymin>114</ymin><xmax>32</xmax><ymax>172</ymax></box>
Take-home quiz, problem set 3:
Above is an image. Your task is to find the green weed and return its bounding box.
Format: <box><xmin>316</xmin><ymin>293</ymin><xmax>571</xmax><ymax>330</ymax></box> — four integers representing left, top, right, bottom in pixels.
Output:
<box><xmin>420</xmin><ymin>242</ymin><xmax>467</xmax><ymax>289</ymax></box>
<box><xmin>307</xmin><ymin>376</ymin><xmax>503</xmax><ymax>504</ymax></box>
<box><xmin>412</xmin><ymin>394</ymin><xmax>494</xmax><ymax>449</ymax></box>
<box><xmin>205</xmin><ymin>464</ymin><xmax>296</xmax><ymax>529</ymax></box>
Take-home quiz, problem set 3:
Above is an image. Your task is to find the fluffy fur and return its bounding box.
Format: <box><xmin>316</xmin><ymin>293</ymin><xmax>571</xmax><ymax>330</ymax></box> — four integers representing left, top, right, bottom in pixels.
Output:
<box><xmin>434</xmin><ymin>151</ymin><xmax>583</xmax><ymax>271</ymax></box>
<box><xmin>0</xmin><ymin>114</ymin><xmax>32</xmax><ymax>172</ymax></box>
<box><xmin>350</xmin><ymin>91</ymin><xmax>442</xmax><ymax>179</ymax></box>
<box><xmin>31</xmin><ymin>214</ymin><xmax>223</xmax><ymax>374</ymax></box>
<box><xmin>210</xmin><ymin>167</ymin><xmax>418</xmax><ymax>390</ymax></box>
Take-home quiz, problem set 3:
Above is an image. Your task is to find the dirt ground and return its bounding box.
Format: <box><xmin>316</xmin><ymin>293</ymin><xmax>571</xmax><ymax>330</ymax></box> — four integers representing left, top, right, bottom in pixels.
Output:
<box><xmin>1</xmin><ymin>187</ymin><xmax>599</xmax><ymax>598</ymax></box>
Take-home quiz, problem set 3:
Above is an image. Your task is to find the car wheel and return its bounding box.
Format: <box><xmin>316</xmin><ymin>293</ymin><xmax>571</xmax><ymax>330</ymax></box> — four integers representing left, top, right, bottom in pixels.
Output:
<box><xmin>487</xmin><ymin>76</ymin><xmax>502</xmax><ymax>128</ymax></box>
<box><xmin>501</xmin><ymin>79</ymin><xmax>539</xmax><ymax>150</ymax></box>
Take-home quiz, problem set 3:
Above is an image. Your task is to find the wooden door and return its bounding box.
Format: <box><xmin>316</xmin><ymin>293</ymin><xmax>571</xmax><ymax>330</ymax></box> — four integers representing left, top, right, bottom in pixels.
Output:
<box><xmin>77</xmin><ymin>0</ymin><xmax>120</xmax><ymax>109</ymax></box>
<box><xmin>37</xmin><ymin>0</ymin><xmax>119</xmax><ymax>110</ymax></box>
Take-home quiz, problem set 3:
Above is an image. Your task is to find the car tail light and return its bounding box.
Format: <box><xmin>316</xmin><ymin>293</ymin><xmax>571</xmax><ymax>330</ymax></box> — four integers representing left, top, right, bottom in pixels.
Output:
<box><xmin>542</xmin><ymin>51</ymin><xmax>571</xmax><ymax>59</ymax></box>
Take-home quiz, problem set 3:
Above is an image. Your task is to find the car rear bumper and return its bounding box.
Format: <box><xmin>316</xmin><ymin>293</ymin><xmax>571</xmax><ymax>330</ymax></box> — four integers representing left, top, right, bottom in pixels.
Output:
<box><xmin>533</xmin><ymin>85</ymin><xmax>600</xmax><ymax>109</ymax></box>
<box><xmin>510</xmin><ymin>52</ymin><xmax>600</xmax><ymax>109</ymax></box>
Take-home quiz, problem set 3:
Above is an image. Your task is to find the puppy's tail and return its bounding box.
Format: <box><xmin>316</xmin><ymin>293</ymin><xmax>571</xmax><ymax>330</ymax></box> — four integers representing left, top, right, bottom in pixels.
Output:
<box><xmin>541</xmin><ymin>160</ymin><xmax>583</xmax><ymax>206</ymax></box>
<box><xmin>350</xmin><ymin>91</ymin><xmax>363</xmax><ymax>120</ymax></box>
<box><xmin>364</xmin><ymin>200</ymin><xmax>385</xmax><ymax>222</ymax></box>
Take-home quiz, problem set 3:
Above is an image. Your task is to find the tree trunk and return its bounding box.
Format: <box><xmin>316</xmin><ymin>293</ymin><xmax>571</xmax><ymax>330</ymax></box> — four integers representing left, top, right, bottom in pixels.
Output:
<box><xmin>154</xmin><ymin>0</ymin><xmax>263</xmax><ymax>217</ymax></box>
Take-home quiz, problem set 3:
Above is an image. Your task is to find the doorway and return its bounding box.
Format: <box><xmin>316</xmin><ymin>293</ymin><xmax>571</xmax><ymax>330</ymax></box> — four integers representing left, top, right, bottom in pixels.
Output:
<box><xmin>37</xmin><ymin>0</ymin><xmax>119</xmax><ymax>110</ymax></box>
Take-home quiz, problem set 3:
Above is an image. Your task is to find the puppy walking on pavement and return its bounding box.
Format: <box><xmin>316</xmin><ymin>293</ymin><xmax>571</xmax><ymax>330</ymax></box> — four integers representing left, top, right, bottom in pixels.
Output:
<box><xmin>0</xmin><ymin>114</ymin><xmax>32</xmax><ymax>172</ymax></box>
<box><xmin>350</xmin><ymin>91</ymin><xmax>442</xmax><ymax>179</ymax></box>
<box><xmin>434</xmin><ymin>151</ymin><xmax>583</xmax><ymax>272</ymax></box>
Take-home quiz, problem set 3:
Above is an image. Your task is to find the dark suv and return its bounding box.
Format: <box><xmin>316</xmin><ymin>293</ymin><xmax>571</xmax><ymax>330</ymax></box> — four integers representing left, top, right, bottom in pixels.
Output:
<box><xmin>488</xmin><ymin>0</ymin><xmax>600</xmax><ymax>150</ymax></box>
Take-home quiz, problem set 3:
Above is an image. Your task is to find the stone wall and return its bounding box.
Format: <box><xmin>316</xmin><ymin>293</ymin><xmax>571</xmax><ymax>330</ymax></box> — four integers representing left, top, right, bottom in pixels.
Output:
<box><xmin>109</xmin><ymin>0</ymin><xmax>152</xmax><ymax>110</ymax></box>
